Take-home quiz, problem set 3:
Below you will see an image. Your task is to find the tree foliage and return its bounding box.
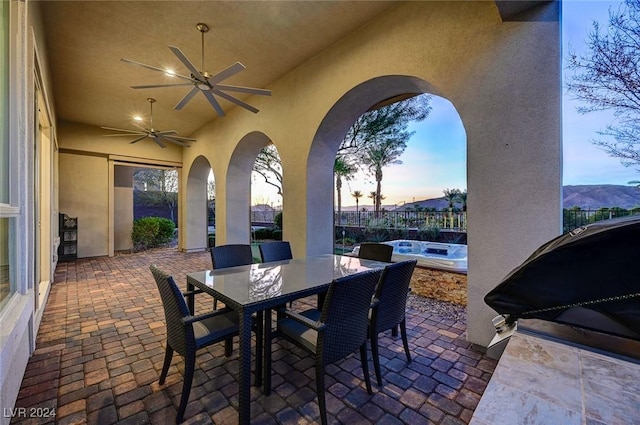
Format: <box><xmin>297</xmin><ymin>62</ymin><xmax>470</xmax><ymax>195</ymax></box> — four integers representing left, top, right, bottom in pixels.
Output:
<box><xmin>566</xmin><ymin>0</ymin><xmax>640</xmax><ymax>170</ymax></box>
<box><xmin>134</xmin><ymin>168</ymin><xmax>179</xmax><ymax>221</ymax></box>
<box><xmin>253</xmin><ymin>144</ymin><xmax>283</xmax><ymax>198</ymax></box>
<box><xmin>252</xmin><ymin>95</ymin><xmax>432</xmax><ymax>207</ymax></box>
<box><xmin>334</xmin><ymin>156</ymin><xmax>358</xmax><ymax>223</ymax></box>
<box><xmin>361</xmin><ymin>137</ymin><xmax>410</xmax><ymax>214</ymax></box>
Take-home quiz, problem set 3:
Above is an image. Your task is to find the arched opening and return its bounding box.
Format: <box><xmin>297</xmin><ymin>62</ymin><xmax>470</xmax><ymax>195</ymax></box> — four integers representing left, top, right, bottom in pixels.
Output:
<box><xmin>224</xmin><ymin>132</ymin><xmax>273</xmax><ymax>244</ymax></box>
<box><xmin>183</xmin><ymin>155</ymin><xmax>212</xmax><ymax>252</ymax></box>
<box><xmin>252</xmin><ymin>143</ymin><xmax>283</xmax><ymax>243</ymax></box>
<box><xmin>306</xmin><ymin>75</ymin><xmax>455</xmax><ymax>256</ymax></box>
<box><xmin>333</xmin><ymin>94</ymin><xmax>467</xmax><ymax>259</ymax></box>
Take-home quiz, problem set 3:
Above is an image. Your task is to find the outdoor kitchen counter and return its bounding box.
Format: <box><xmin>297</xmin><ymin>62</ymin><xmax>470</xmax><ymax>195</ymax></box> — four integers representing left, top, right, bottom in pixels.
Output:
<box><xmin>470</xmin><ymin>331</ymin><xmax>640</xmax><ymax>425</ymax></box>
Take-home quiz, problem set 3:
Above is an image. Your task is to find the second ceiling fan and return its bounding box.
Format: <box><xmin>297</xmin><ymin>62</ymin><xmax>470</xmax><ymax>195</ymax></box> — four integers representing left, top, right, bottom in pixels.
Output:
<box><xmin>122</xmin><ymin>23</ymin><xmax>271</xmax><ymax>117</ymax></box>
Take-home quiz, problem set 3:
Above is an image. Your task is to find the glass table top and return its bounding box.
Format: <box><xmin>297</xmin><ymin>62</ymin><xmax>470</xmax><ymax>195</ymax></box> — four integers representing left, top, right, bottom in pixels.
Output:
<box><xmin>187</xmin><ymin>254</ymin><xmax>388</xmax><ymax>306</ymax></box>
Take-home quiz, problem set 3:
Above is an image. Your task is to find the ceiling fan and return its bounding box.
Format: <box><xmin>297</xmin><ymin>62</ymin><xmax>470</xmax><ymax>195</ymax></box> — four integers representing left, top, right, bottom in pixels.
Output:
<box><xmin>121</xmin><ymin>23</ymin><xmax>271</xmax><ymax>117</ymax></box>
<box><xmin>101</xmin><ymin>98</ymin><xmax>196</xmax><ymax>148</ymax></box>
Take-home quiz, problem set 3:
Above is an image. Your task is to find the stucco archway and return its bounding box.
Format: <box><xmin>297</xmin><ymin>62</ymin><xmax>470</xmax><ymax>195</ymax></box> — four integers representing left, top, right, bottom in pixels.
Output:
<box><xmin>183</xmin><ymin>155</ymin><xmax>212</xmax><ymax>252</ymax></box>
<box><xmin>305</xmin><ymin>75</ymin><xmax>445</xmax><ymax>256</ymax></box>
<box><xmin>223</xmin><ymin>131</ymin><xmax>273</xmax><ymax>244</ymax></box>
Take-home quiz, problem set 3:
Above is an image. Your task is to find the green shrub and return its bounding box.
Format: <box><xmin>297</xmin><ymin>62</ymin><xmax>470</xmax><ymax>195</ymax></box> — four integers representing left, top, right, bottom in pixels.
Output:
<box><xmin>417</xmin><ymin>225</ymin><xmax>440</xmax><ymax>242</ymax></box>
<box><xmin>155</xmin><ymin>217</ymin><xmax>175</xmax><ymax>245</ymax></box>
<box><xmin>253</xmin><ymin>228</ymin><xmax>272</xmax><ymax>240</ymax></box>
<box><xmin>132</xmin><ymin>217</ymin><xmax>160</xmax><ymax>251</ymax></box>
<box><xmin>132</xmin><ymin>216</ymin><xmax>175</xmax><ymax>251</ymax></box>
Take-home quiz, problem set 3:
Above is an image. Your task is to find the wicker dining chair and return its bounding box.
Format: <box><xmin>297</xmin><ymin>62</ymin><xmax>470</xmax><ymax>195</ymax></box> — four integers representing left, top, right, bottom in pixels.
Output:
<box><xmin>208</xmin><ymin>244</ymin><xmax>266</xmax><ymax>386</ymax></box>
<box><xmin>259</xmin><ymin>241</ymin><xmax>293</xmax><ymax>263</ymax></box>
<box><xmin>276</xmin><ymin>269</ymin><xmax>383</xmax><ymax>425</ymax></box>
<box><xmin>150</xmin><ymin>265</ymin><xmax>239</xmax><ymax>423</ymax></box>
<box><xmin>259</xmin><ymin>241</ymin><xmax>294</xmax><ymax>308</ymax></box>
<box><xmin>358</xmin><ymin>242</ymin><xmax>394</xmax><ymax>262</ymax></box>
<box><xmin>369</xmin><ymin>259</ymin><xmax>417</xmax><ymax>386</ymax></box>
<box><xmin>209</xmin><ymin>244</ymin><xmax>253</xmax><ymax>309</ymax></box>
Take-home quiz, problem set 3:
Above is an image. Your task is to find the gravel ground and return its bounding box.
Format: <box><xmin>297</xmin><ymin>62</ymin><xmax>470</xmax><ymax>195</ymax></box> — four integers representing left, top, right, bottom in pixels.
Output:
<box><xmin>406</xmin><ymin>293</ymin><xmax>467</xmax><ymax>323</ymax></box>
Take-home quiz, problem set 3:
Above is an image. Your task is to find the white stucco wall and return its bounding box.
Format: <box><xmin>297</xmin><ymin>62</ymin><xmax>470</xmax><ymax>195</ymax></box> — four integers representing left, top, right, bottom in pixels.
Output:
<box><xmin>181</xmin><ymin>1</ymin><xmax>561</xmax><ymax>347</ymax></box>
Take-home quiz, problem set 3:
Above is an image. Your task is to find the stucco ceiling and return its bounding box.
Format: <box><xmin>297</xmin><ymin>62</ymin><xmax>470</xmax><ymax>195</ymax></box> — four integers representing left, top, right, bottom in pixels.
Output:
<box><xmin>37</xmin><ymin>1</ymin><xmax>400</xmax><ymax>138</ymax></box>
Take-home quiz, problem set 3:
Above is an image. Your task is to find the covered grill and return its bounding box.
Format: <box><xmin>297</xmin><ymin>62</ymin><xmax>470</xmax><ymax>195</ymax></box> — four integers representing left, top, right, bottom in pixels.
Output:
<box><xmin>485</xmin><ymin>215</ymin><xmax>640</xmax><ymax>358</ymax></box>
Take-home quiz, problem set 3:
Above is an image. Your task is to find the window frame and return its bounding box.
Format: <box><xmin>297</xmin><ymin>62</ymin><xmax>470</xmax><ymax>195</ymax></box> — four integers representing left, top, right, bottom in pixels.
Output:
<box><xmin>0</xmin><ymin>0</ymin><xmax>23</xmax><ymax>312</ymax></box>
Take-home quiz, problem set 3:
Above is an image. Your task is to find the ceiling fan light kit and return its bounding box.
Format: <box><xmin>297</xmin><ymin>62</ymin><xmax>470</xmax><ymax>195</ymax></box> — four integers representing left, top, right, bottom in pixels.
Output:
<box><xmin>121</xmin><ymin>22</ymin><xmax>271</xmax><ymax>117</ymax></box>
<box><xmin>101</xmin><ymin>98</ymin><xmax>196</xmax><ymax>148</ymax></box>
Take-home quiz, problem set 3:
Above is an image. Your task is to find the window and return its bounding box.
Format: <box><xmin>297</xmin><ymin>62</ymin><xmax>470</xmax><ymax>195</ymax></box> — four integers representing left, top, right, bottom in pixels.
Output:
<box><xmin>1</xmin><ymin>0</ymin><xmax>8</xmax><ymax>203</ymax></box>
<box><xmin>0</xmin><ymin>1</ymin><xmax>16</xmax><ymax>310</ymax></box>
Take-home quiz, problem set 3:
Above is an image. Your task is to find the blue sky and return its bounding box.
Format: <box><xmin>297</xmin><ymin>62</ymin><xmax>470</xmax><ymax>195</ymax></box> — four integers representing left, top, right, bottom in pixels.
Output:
<box><xmin>252</xmin><ymin>1</ymin><xmax>637</xmax><ymax>207</ymax></box>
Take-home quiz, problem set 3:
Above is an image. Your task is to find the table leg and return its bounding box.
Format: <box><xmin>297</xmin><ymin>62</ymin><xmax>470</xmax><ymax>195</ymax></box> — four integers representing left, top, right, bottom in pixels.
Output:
<box><xmin>254</xmin><ymin>311</ymin><xmax>263</xmax><ymax>388</ymax></box>
<box><xmin>187</xmin><ymin>281</ymin><xmax>195</xmax><ymax>314</ymax></box>
<box><xmin>238</xmin><ymin>310</ymin><xmax>252</xmax><ymax>425</ymax></box>
<box><xmin>264</xmin><ymin>308</ymin><xmax>272</xmax><ymax>395</ymax></box>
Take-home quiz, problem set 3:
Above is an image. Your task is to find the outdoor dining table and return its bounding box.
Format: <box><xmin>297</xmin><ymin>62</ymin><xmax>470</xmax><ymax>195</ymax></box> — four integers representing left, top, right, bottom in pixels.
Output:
<box><xmin>186</xmin><ymin>253</ymin><xmax>389</xmax><ymax>425</ymax></box>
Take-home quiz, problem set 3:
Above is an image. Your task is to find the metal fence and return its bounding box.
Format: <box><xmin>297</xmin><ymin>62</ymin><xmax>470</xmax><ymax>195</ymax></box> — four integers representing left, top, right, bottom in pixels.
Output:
<box><xmin>335</xmin><ymin>210</ymin><xmax>467</xmax><ymax>230</ymax></box>
<box><xmin>563</xmin><ymin>208</ymin><xmax>640</xmax><ymax>233</ymax></box>
<box><xmin>249</xmin><ymin>207</ymin><xmax>639</xmax><ymax>234</ymax></box>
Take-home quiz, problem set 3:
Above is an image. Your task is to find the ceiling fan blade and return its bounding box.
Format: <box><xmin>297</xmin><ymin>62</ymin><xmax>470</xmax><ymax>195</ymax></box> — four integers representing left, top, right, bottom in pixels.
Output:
<box><xmin>103</xmin><ymin>133</ymin><xmax>146</xmax><ymax>137</ymax></box>
<box><xmin>132</xmin><ymin>123</ymin><xmax>150</xmax><ymax>132</ymax></box>
<box><xmin>121</xmin><ymin>58</ymin><xmax>192</xmax><ymax>81</ymax></box>
<box><xmin>129</xmin><ymin>135</ymin><xmax>149</xmax><ymax>144</ymax></box>
<box><xmin>152</xmin><ymin>135</ymin><xmax>167</xmax><ymax>148</ymax></box>
<box><xmin>163</xmin><ymin>134</ymin><xmax>197</xmax><ymax>142</ymax></box>
<box><xmin>208</xmin><ymin>62</ymin><xmax>246</xmax><ymax>86</ymax></box>
<box><xmin>131</xmin><ymin>83</ymin><xmax>193</xmax><ymax>89</ymax></box>
<box><xmin>155</xmin><ymin>130</ymin><xmax>179</xmax><ymax>135</ymax></box>
<box><xmin>203</xmin><ymin>91</ymin><xmax>226</xmax><ymax>117</ymax></box>
<box><xmin>163</xmin><ymin>136</ymin><xmax>192</xmax><ymax>147</ymax></box>
<box><xmin>215</xmin><ymin>84</ymin><xmax>271</xmax><ymax>96</ymax></box>
<box><xmin>175</xmin><ymin>87</ymin><xmax>200</xmax><ymax>111</ymax></box>
<box><xmin>168</xmin><ymin>46</ymin><xmax>207</xmax><ymax>83</ymax></box>
<box><xmin>101</xmin><ymin>126</ymin><xmax>145</xmax><ymax>134</ymax></box>
<box><xmin>213</xmin><ymin>89</ymin><xmax>259</xmax><ymax>114</ymax></box>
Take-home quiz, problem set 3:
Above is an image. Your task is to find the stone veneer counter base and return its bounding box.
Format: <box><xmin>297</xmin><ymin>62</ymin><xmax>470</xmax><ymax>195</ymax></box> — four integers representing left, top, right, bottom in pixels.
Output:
<box><xmin>470</xmin><ymin>331</ymin><xmax>640</xmax><ymax>425</ymax></box>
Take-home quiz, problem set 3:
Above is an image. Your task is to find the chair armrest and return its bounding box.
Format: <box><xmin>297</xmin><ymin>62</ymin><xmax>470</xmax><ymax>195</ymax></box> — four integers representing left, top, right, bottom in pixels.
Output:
<box><xmin>182</xmin><ymin>307</ymin><xmax>233</xmax><ymax>325</ymax></box>
<box><xmin>281</xmin><ymin>310</ymin><xmax>325</xmax><ymax>331</ymax></box>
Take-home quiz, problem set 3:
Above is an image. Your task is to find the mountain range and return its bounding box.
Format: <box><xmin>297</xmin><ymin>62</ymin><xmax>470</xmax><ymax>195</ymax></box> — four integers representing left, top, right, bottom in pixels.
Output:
<box><xmin>341</xmin><ymin>185</ymin><xmax>640</xmax><ymax>211</ymax></box>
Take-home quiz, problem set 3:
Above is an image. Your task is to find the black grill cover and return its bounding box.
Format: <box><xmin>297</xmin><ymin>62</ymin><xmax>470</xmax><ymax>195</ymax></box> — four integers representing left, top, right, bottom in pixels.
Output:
<box><xmin>485</xmin><ymin>215</ymin><xmax>640</xmax><ymax>340</ymax></box>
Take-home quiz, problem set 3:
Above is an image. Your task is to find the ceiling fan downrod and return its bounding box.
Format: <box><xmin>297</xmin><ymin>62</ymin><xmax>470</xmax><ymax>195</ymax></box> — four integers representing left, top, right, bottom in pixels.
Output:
<box><xmin>196</xmin><ymin>23</ymin><xmax>209</xmax><ymax>79</ymax></box>
<box><xmin>147</xmin><ymin>97</ymin><xmax>156</xmax><ymax>132</ymax></box>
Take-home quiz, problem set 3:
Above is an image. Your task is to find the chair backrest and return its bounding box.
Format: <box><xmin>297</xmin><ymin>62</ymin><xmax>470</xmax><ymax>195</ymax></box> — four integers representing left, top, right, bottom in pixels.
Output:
<box><xmin>372</xmin><ymin>260</ymin><xmax>417</xmax><ymax>332</ymax></box>
<box><xmin>318</xmin><ymin>268</ymin><xmax>382</xmax><ymax>365</ymax></box>
<box><xmin>358</xmin><ymin>243</ymin><xmax>394</xmax><ymax>262</ymax></box>
<box><xmin>210</xmin><ymin>244</ymin><xmax>253</xmax><ymax>269</ymax></box>
<box><xmin>150</xmin><ymin>265</ymin><xmax>193</xmax><ymax>356</ymax></box>
<box><xmin>259</xmin><ymin>241</ymin><xmax>293</xmax><ymax>263</ymax></box>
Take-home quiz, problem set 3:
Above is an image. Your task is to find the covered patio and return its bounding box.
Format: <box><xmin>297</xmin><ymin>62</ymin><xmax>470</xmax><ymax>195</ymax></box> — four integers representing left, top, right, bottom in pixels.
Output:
<box><xmin>2</xmin><ymin>1</ymin><xmax>560</xmax><ymax>422</ymax></box>
<box><xmin>11</xmin><ymin>248</ymin><xmax>496</xmax><ymax>424</ymax></box>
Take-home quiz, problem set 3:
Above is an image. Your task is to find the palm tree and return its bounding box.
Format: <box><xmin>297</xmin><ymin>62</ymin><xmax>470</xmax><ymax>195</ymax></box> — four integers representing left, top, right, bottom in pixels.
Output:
<box><xmin>458</xmin><ymin>189</ymin><xmax>467</xmax><ymax>212</ymax></box>
<box><xmin>334</xmin><ymin>156</ymin><xmax>357</xmax><ymax>225</ymax></box>
<box><xmin>443</xmin><ymin>188</ymin><xmax>461</xmax><ymax>209</ymax></box>
<box><xmin>352</xmin><ymin>190</ymin><xmax>363</xmax><ymax>227</ymax></box>
<box><xmin>368</xmin><ymin>191</ymin><xmax>377</xmax><ymax>210</ymax></box>
<box><xmin>443</xmin><ymin>188</ymin><xmax>461</xmax><ymax>229</ymax></box>
<box><xmin>361</xmin><ymin>138</ymin><xmax>407</xmax><ymax>216</ymax></box>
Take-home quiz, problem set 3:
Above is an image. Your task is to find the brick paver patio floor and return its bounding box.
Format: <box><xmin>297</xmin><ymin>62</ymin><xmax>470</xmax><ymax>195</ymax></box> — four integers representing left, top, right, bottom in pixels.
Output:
<box><xmin>10</xmin><ymin>247</ymin><xmax>496</xmax><ymax>425</ymax></box>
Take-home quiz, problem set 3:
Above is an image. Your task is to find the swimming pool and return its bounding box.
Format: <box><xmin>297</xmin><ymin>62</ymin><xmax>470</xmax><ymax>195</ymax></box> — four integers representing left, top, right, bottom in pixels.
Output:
<box><xmin>352</xmin><ymin>240</ymin><xmax>468</xmax><ymax>274</ymax></box>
